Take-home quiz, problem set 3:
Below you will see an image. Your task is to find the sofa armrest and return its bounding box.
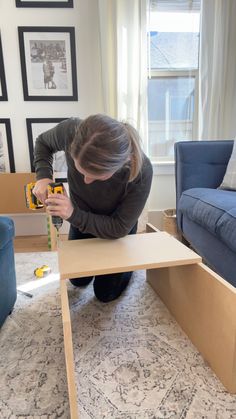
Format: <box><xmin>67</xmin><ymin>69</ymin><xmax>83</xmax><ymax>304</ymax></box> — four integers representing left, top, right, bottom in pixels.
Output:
<box><xmin>174</xmin><ymin>140</ymin><xmax>233</xmax><ymax>229</ymax></box>
<box><xmin>0</xmin><ymin>217</ymin><xmax>15</xmax><ymax>249</ymax></box>
<box><xmin>0</xmin><ymin>216</ymin><xmax>17</xmax><ymax>327</ymax></box>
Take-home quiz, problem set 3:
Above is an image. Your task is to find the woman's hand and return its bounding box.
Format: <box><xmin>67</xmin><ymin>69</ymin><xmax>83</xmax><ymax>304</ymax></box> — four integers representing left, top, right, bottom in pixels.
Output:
<box><xmin>45</xmin><ymin>192</ymin><xmax>74</xmax><ymax>220</ymax></box>
<box><xmin>33</xmin><ymin>178</ymin><xmax>52</xmax><ymax>205</ymax></box>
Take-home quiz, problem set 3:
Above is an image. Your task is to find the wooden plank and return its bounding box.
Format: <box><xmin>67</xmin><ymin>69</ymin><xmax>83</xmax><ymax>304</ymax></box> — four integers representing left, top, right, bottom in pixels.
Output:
<box><xmin>0</xmin><ymin>173</ymin><xmax>59</xmax><ymax>251</ymax></box>
<box><xmin>147</xmin><ymin>263</ymin><xmax>236</xmax><ymax>393</ymax></box>
<box><xmin>58</xmin><ymin>232</ymin><xmax>201</xmax><ymax>280</ymax></box>
<box><xmin>60</xmin><ymin>280</ymin><xmax>79</xmax><ymax>419</ymax></box>
<box><xmin>0</xmin><ymin>173</ymin><xmax>45</xmax><ymax>214</ymax></box>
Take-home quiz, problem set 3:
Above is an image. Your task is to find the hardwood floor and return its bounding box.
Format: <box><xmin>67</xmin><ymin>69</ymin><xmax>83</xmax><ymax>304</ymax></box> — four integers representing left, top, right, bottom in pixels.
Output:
<box><xmin>14</xmin><ymin>234</ymin><xmax>68</xmax><ymax>253</ymax></box>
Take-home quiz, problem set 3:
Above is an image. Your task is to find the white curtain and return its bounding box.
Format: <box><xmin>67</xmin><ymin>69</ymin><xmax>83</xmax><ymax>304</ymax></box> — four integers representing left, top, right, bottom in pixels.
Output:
<box><xmin>98</xmin><ymin>0</ymin><xmax>148</xmax><ymax>150</ymax></box>
<box><xmin>199</xmin><ymin>0</ymin><xmax>236</xmax><ymax>139</ymax></box>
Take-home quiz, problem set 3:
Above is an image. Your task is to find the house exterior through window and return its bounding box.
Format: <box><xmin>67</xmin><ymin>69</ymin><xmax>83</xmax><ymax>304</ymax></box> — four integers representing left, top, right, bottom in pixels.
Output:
<box><xmin>147</xmin><ymin>0</ymin><xmax>201</xmax><ymax>160</ymax></box>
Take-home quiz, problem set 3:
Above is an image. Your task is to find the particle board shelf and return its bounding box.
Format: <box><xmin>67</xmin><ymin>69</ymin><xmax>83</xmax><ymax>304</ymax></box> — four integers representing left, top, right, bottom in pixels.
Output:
<box><xmin>58</xmin><ymin>231</ymin><xmax>201</xmax><ymax>280</ymax></box>
<box><xmin>57</xmin><ymin>226</ymin><xmax>236</xmax><ymax>418</ymax></box>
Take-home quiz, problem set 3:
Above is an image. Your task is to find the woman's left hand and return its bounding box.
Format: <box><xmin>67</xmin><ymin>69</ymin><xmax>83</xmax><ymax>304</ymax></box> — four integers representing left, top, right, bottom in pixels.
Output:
<box><xmin>45</xmin><ymin>193</ymin><xmax>74</xmax><ymax>220</ymax></box>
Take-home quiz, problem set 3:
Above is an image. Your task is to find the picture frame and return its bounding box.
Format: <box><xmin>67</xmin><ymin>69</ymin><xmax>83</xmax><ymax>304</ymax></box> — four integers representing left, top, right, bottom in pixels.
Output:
<box><xmin>0</xmin><ymin>34</ymin><xmax>8</xmax><ymax>101</ymax></box>
<box><xmin>0</xmin><ymin>119</ymin><xmax>15</xmax><ymax>173</ymax></box>
<box><xmin>18</xmin><ymin>27</ymin><xmax>78</xmax><ymax>101</ymax></box>
<box><xmin>26</xmin><ymin>118</ymin><xmax>68</xmax><ymax>178</ymax></box>
<box><xmin>16</xmin><ymin>0</ymin><xmax>73</xmax><ymax>8</ymax></box>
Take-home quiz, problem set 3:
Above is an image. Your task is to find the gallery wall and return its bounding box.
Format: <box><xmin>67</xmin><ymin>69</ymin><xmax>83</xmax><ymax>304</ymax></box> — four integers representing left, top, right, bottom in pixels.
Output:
<box><xmin>0</xmin><ymin>0</ymin><xmax>104</xmax><ymax>173</ymax></box>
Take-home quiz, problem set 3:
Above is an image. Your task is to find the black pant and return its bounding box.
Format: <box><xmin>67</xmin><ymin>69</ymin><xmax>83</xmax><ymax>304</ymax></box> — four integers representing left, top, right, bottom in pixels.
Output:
<box><xmin>68</xmin><ymin>223</ymin><xmax>138</xmax><ymax>302</ymax></box>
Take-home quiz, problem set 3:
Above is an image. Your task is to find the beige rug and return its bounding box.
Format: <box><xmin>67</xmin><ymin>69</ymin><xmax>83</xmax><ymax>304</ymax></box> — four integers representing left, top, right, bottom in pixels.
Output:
<box><xmin>0</xmin><ymin>251</ymin><xmax>236</xmax><ymax>418</ymax></box>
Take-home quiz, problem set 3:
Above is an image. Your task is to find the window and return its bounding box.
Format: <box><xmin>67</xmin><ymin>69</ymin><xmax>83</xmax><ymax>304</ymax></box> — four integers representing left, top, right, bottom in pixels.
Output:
<box><xmin>147</xmin><ymin>0</ymin><xmax>201</xmax><ymax>160</ymax></box>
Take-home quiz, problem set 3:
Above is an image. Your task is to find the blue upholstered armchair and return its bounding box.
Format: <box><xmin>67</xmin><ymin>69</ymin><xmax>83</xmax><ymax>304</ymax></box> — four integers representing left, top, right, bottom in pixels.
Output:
<box><xmin>0</xmin><ymin>217</ymin><xmax>17</xmax><ymax>327</ymax></box>
<box><xmin>175</xmin><ymin>140</ymin><xmax>236</xmax><ymax>287</ymax></box>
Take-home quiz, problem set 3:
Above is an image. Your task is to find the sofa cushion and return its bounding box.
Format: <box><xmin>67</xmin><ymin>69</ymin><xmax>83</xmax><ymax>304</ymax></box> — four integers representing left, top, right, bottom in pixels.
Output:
<box><xmin>178</xmin><ymin>188</ymin><xmax>236</xmax><ymax>252</ymax></box>
<box><xmin>219</xmin><ymin>139</ymin><xmax>236</xmax><ymax>190</ymax></box>
<box><xmin>216</xmin><ymin>208</ymin><xmax>236</xmax><ymax>253</ymax></box>
<box><xmin>0</xmin><ymin>217</ymin><xmax>15</xmax><ymax>250</ymax></box>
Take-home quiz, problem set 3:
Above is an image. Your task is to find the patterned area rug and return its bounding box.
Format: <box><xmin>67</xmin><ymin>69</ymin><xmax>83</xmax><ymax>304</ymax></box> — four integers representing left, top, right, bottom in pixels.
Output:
<box><xmin>1</xmin><ymin>252</ymin><xmax>236</xmax><ymax>418</ymax></box>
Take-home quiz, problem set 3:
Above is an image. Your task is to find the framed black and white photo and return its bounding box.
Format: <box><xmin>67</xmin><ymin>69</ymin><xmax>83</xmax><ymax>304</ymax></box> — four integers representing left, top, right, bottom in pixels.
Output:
<box><xmin>16</xmin><ymin>0</ymin><xmax>73</xmax><ymax>8</ymax></box>
<box><xmin>18</xmin><ymin>27</ymin><xmax>78</xmax><ymax>101</ymax></box>
<box><xmin>0</xmin><ymin>35</ymin><xmax>8</xmax><ymax>101</ymax></box>
<box><xmin>0</xmin><ymin>119</ymin><xmax>15</xmax><ymax>172</ymax></box>
<box><xmin>26</xmin><ymin>118</ymin><xmax>68</xmax><ymax>178</ymax></box>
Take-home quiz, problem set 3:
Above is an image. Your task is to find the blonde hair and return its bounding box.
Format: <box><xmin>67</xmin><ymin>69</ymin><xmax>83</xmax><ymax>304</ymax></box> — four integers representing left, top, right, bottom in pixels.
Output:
<box><xmin>70</xmin><ymin>114</ymin><xmax>143</xmax><ymax>182</ymax></box>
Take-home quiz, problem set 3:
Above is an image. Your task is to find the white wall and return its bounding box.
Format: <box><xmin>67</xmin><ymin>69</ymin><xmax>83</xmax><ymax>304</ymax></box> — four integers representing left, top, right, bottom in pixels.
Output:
<box><xmin>0</xmin><ymin>0</ymin><xmax>175</xmax><ymax>235</ymax></box>
<box><xmin>147</xmin><ymin>164</ymin><xmax>176</xmax><ymax>229</ymax></box>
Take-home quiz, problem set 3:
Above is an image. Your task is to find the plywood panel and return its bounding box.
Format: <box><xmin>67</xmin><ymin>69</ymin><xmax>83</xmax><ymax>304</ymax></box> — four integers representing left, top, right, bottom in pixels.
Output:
<box><xmin>147</xmin><ymin>263</ymin><xmax>236</xmax><ymax>393</ymax></box>
<box><xmin>58</xmin><ymin>232</ymin><xmax>201</xmax><ymax>280</ymax></box>
<box><xmin>60</xmin><ymin>280</ymin><xmax>79</xmax><ymax>419</ymax></box>
<box><xmin>0</xmin><ymin>173</ymin><xmax>45</xmax><ymax>214</ymax></box>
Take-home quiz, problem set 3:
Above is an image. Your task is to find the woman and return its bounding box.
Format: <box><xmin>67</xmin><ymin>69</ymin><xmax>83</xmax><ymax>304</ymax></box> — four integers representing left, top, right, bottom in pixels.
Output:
<box><xmin>33</xmin><ymin>114</ymin><xmax>153</xmax><ymax>302</ymax></box>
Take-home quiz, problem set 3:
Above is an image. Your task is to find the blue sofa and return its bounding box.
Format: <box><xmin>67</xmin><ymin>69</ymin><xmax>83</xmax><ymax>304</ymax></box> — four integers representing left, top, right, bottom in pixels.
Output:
<box><xmin>175</xmin><ymin>140</ymin><xmax>236</xmax><ymax>287</ymax></box>
<box><xmin>0</xmin><ymin>217</ymin><xmax>17</xmax><ymax>327</ymax></box>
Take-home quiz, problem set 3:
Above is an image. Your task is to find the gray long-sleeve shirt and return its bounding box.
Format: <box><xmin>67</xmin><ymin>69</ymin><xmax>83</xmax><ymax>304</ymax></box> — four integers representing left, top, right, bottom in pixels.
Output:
<box><xmin>34</xmin><ymin>118</ymin><xmax>153</xmax><ymax>239</ymax></box>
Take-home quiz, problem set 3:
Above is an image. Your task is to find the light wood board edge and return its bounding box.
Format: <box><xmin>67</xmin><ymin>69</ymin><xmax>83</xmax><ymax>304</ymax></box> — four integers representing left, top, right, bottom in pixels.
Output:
<box><xmin>60</xmin><ymin>280</ymin><xmax>79</xmax><ymax>419</ymax></box>
<box><xmin>147</xmin><ymin>263</ymin><xmax>236</xmax><ymax>393</ymax></box>
<box><xmin>59</xmin><ymin>257</ymin><xmax>201</xmax><ymax>281</ymax></box>
<box><xmin>48</xmin><ymin>215</ymin><xmax>57</xmax><ymax>251</ymax></box>
<box><xmin>146</xmin><ymin>222</ymin><xmax>160</xmax><ymax>233</ymax></box>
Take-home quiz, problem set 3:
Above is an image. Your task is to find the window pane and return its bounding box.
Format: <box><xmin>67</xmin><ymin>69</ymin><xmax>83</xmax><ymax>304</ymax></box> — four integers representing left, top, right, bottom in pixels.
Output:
<box><xmin>149</xmin><ymin>11</ymin><xmax>200</xmax><ymax>70</ymax></box>
<box><xmin>148</xmin><ymin>77</ymin><xmax>195</xmax><ymax>158</ymax></box>
<box><xmin>150</xmin><ymin>0</ymin><xmax>201</xmax><ymax>13</ymax></box>
<box><xmin>150</xmin><ymin>31</ymin><xmax>199</xmax><ymax>70</ymax></box>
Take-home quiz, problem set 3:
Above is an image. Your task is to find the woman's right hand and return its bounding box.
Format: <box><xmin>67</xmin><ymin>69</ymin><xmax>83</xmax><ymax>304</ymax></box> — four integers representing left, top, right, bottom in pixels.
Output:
<box><xmin>32</xmin><ymin>178</ymin><xmax>52</xmax><ymax>205</ymax></box>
